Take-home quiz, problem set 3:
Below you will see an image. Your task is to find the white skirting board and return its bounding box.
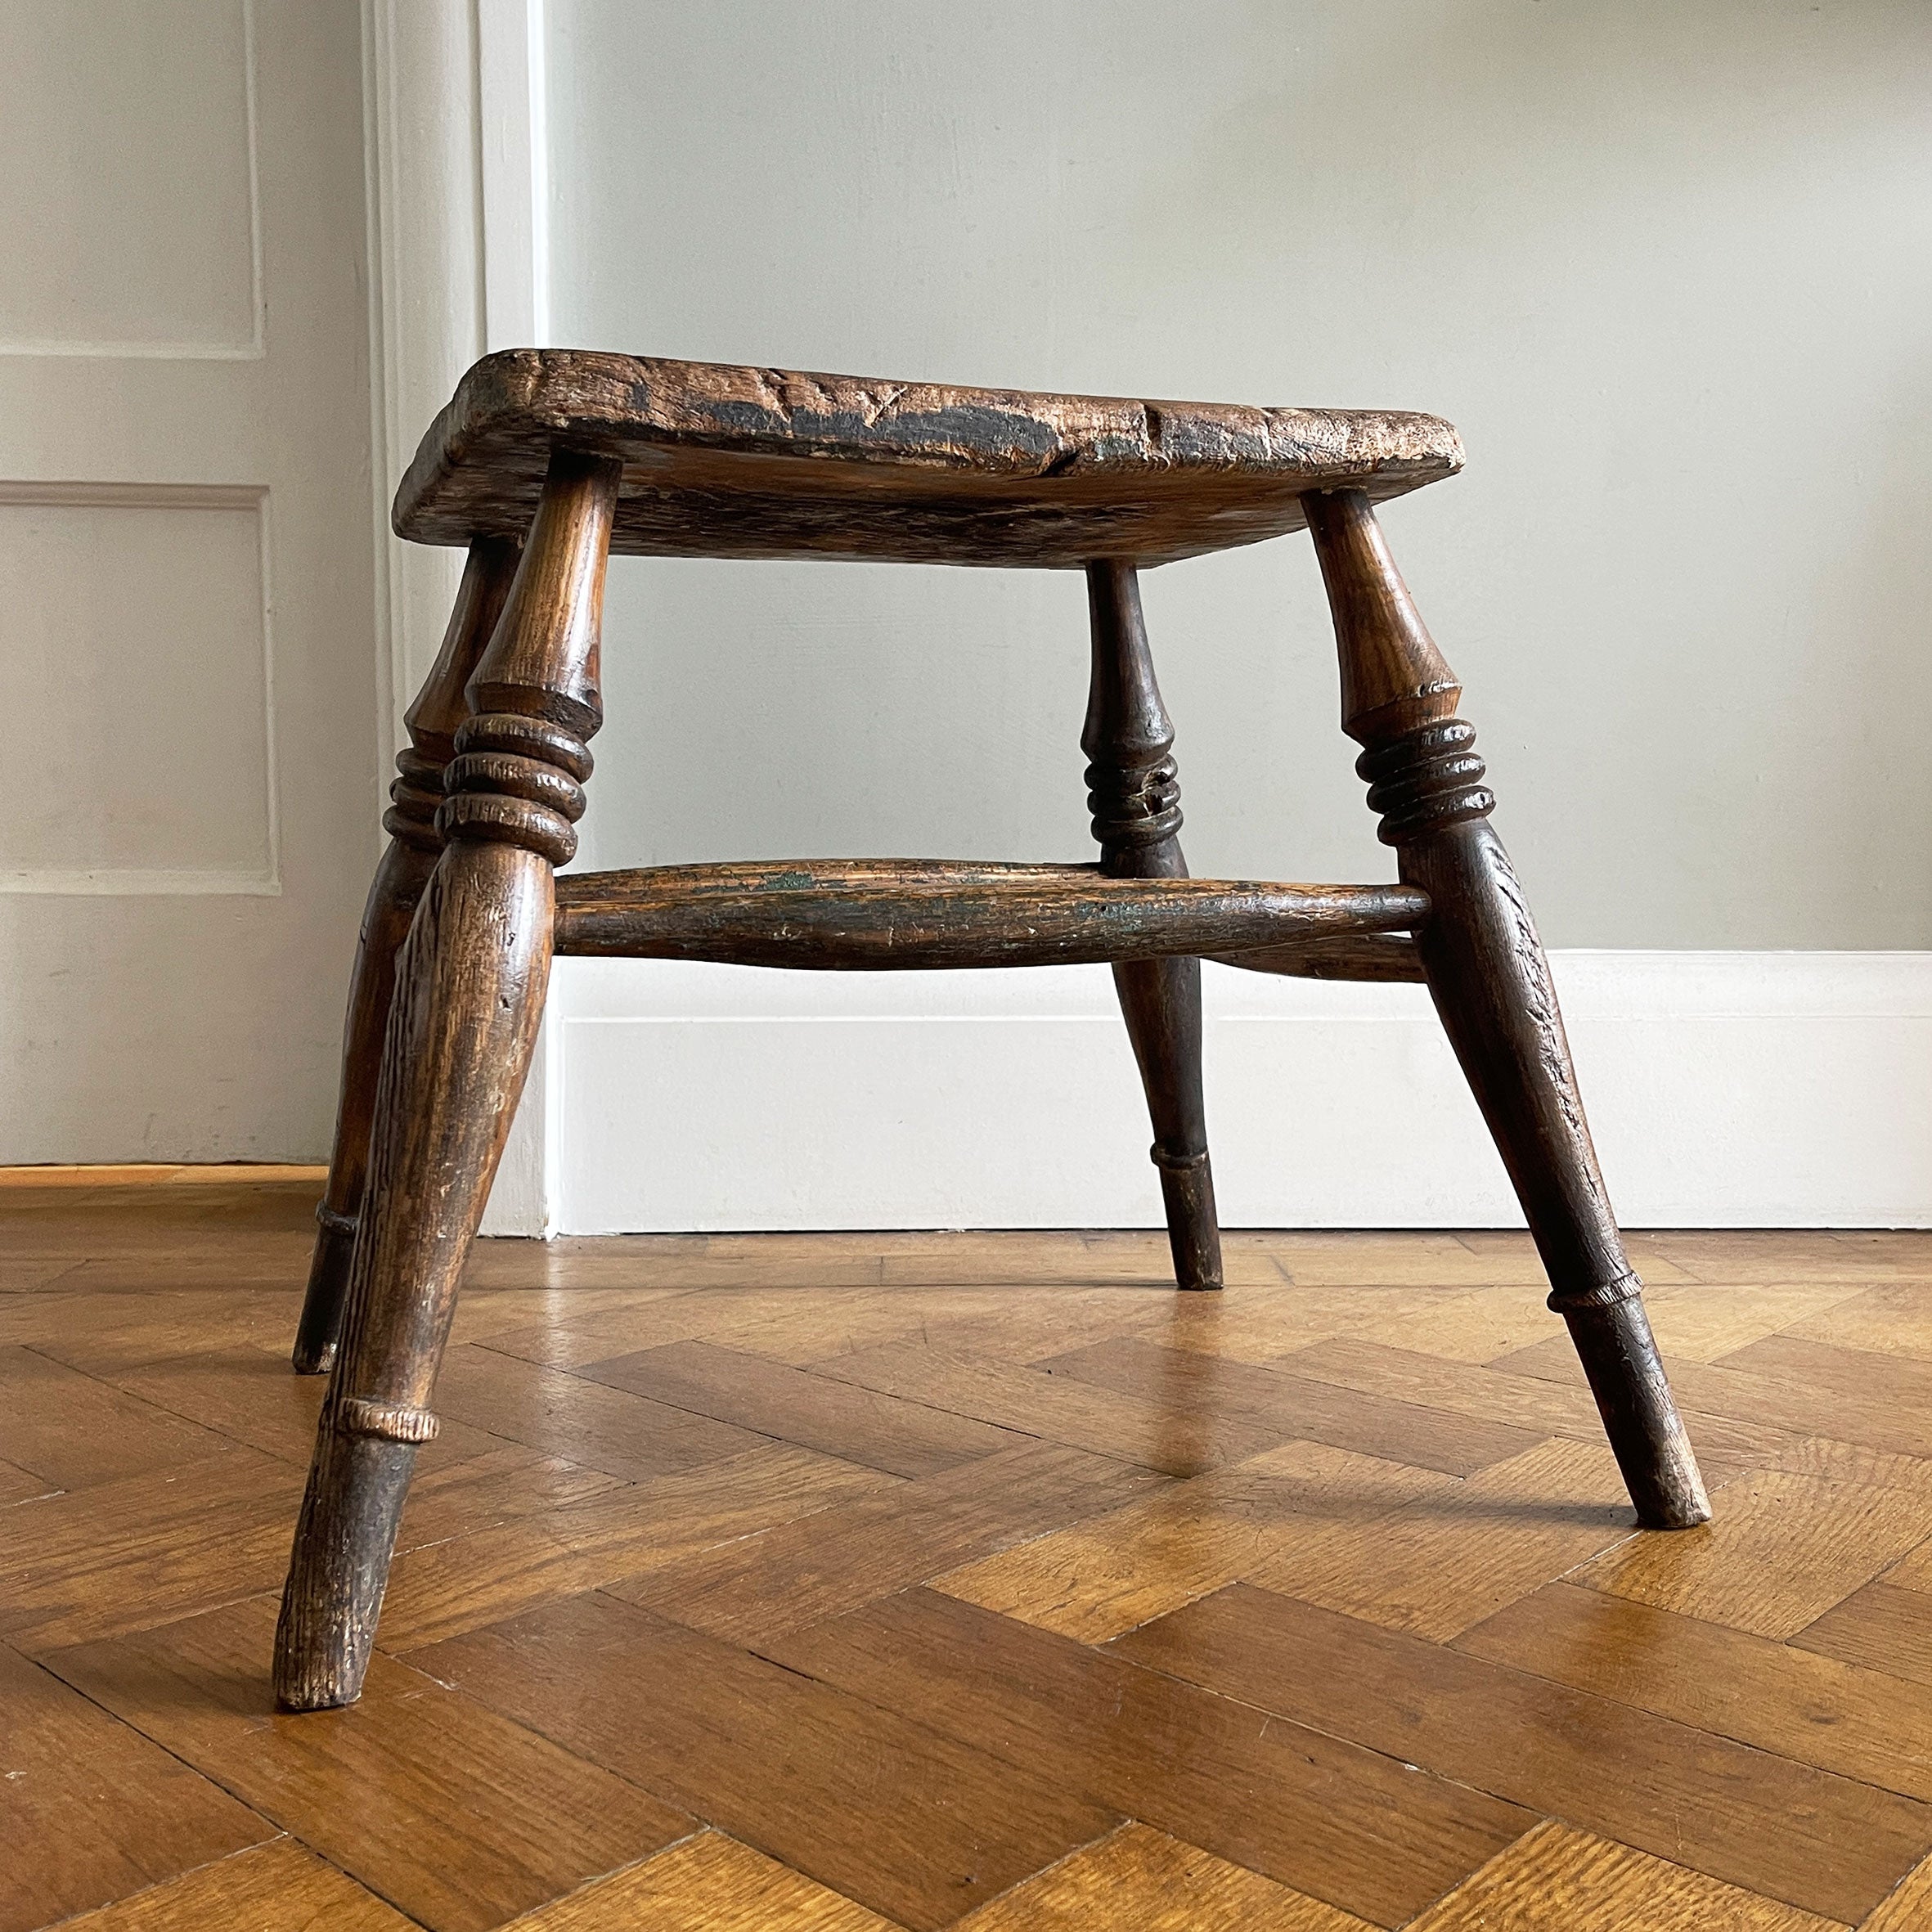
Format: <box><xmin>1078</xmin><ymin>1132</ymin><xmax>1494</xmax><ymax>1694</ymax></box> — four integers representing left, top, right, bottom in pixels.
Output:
<box><xmin>478</xmin><ymin>951</ymin><xmax>1932</xmax><ymax>1236</ymax></box>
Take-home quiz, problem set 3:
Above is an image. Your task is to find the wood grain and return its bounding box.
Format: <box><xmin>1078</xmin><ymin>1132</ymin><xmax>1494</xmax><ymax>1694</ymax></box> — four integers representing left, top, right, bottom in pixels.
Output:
<box><xmin>380</xmin><ymin>1441</ymin><xmax>894</xmax><ymax>1651</ymax></box>
<box><xmin>1460</xmin><ymin>1580</ymin><xmax>1932</xmax><ymax>1800</ymax></box>
<box><xmin>1246</xmin><ymin>1436</ymin><xmax>1640</xmax><ymax>1640</ymax></box>
<box><xmin>873</xmin><ymin>1228</ymin><xmax>1283</xmax><ymax>1289</ymax></box>
<box><xmin>55</xmin><ymin>1838</ymin><xmax>416</xmax><ymax>1931</ymax></box>
<box><xmin>431</xmin><ymin>1340</ymin><xmax>766</xmax><ymax>1480</ymax></box>
<box><xmin>1406</xmin><ymin>1819</ymin><xmax>1846</xmax><ymax>1932</ymax></box>
<box><xmin>396</xmin><ymin>1444</ymin><xmax>627</xmax><ymax>1544</ymax></box>
<box><xmin>294</xmin><ymin>537</ymin><xmax>520</xmax><ymax>1377</ymax></box>
<box><xmin>1041</xmin><ymin>1333</ymin><xmax>1544</xmax><ymax>1476</ymax></box>
<box><xmin>1714</xmin><ymin>1334</ymin><xmax>1932</xmax><ymax>1443</ymax></box>
<box><xmin>501</xmin><ymin>1831</ymin><xmax>903</xmax><ymax>1931</ymax></box>
<box><xmin>0</xmin><ymin>1453</ymin><xmax>52</xmax><ymax>1505</ymax></box>
<box><xmin>1307</xmin><ymin>486</ymin><xmax>1707</xmax><ymax>1530</ymax></box>
<box><xmin>1111</xmin><ymin>1584</ymin><xmax>1931</xmax><ymax>1923</ymax></box>
<box><xmin>1635</xmin><ymin>1231</ymin><xmax>1932</xmax><ymax>1284</ymax></box>
<box><xmin>0</xmin><ymin>1344</ymin><xmax>227</xmax><ymax>1489</ymax></box>
<box><xmin>1280</xmin><ymin>1333</ymin><xmax>1605</xmax><ymax>1438</ymax></box>
<box><xmin>1269</xmin><ymin>1229</ymin><xmax>1678</xmax><ymax>1288</ymax></box>
<box><xmin>1356</xmin><ymin>1281</ymin><xmax>1556</xmax><ymax>1364</ymax></box>
<box><xmin>1084</xmin><ymin>559</ymin><xmax>1221</xmax><ymax>1291</ymax></box>
<box><xmin>25</xmin><ymin>1286</ymin><xmax>306</xmax><ymax>1373</ymax></box>
<box><xmin>764</xmin><ymin>1586</ymin><xmax>1532</xmax><ymax>1928</ymax></box>
<box><xmin>1786</xmin><ymin>1282</ymin><xmax>1932</xmax><ymax>1362</ymax></box>
<box><xmin>1791</xmin><ymin>1580</ymin><xmax>1932</xmax><ymax>1687</ymax></box>
<box><xmin>1640</xmin><ymin>1282</ymin><xmax>1871</xmax><ymax>1364</ymax></box>
<box><xmin>1211</xmin><ymin>930</ymin><xmax>1427</xmax><ymax>983</ymax></box>
<box><xmin>934</xmin><ymin>1438</ymin><xmax>1454</xmax><ymax>1642</ymax></box>
<box><xmin>604</xmin><ymin>1438</ymin><xmax>1166</xmax><ymax>1644</ymax></box>
<box><xmin>571</xmin><ymin>1337</ymin><xmax>1022</xmax><ymax>1476</ymax></box>
<box><xmin>554</xmin><ymin>859</ymin><xmax>1425</xmax><ymax>971</ymax></box>
<box><xmin>1762</xmin><ymin>1435</ymin><xmax>1932</xmax><ymax>1502</ymax></box>
<box><xmin>0</xmin><ymin>1448</ymin><xmax>305</xmax><ymax>1655</ymax></box>
<box><xmin>49</xmin><ymin>1594</ymin><xmax>690</xmax><ymax>1932</ymax></box>
<box><xmin>1573</xmin><ymin>1466</ymin><xmax>1932</xmax><ymax>1636</ymax></box>
<box><xmin>0</xmin><ymin>1642</ymin><xmax>270</xmax><ymax>1932</ymax></box>
<box><xmin>408</xmin><ymin>1590</ymin><xmax>1120</xmax><ymax>1932</ymax></box>
<box><xmin>394</xmin><ymin>349</ymin><xmax>1463</xmax><ymax>567</ymax></box>
<box><xmin>1861</xmin><ymin>1850</ymin><xmax>1932</xmax><ymax>1932</ymax></box>
<box><xmin>280</xmin><ymin>449</ymin><xmax>621</xmax><ymax>1711</ymax></box>
<box><xmin>25</xmin><ymin>1193</ymin><xmax>1932</xmax><ymax>1932</ymax></box>
<box><xmin>812</xmin><ymin>1342</ymin><xmax>1284</xmax><ymax>1476</ymax></box>
<box><xmin>1145</xmin><ymin>1278</ymin><xmax>1468</xmax><ymax>1364</ymax></box>
<box><xmin>953</xmin><ymin>1822</ymin><xmax>1377</xmax><ymax>1931</ymax></box>
<box><xmin>85</xmin><ymin>1345</ymin><xmax>337</xmax><ymax>1465</ymax></box>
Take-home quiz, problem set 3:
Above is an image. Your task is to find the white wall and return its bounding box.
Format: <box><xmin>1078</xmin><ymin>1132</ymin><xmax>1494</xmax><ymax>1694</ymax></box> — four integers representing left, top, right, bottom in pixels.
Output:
<box><xmin>546</xmin><ymin>0</ymin><xmax>1932</xmax><ymax>947</ymax></box>
<box><xmin>490</xmin><ymin>1</ymin><xmax>1932</xmax><ymax>1230</ymax></box>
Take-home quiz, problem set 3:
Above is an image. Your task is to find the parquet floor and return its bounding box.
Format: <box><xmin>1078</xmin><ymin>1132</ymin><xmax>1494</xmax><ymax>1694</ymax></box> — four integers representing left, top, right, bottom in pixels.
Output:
<box><xmin>7</xmin><ymin>1179</ymin><xmax>1932</xmax><ymax>1930</ymax></box>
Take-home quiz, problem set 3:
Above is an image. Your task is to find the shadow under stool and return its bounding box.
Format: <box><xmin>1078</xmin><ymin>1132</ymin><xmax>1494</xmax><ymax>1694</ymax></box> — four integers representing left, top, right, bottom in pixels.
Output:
<box><xmin>276</xmin><ymin>350</ymin><xmax>1710</xmax><ymax>1710</ymax></box>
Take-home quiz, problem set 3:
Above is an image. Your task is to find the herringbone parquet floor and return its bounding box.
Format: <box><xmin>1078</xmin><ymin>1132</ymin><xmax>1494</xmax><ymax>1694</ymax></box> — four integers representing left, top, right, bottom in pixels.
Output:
<box><xmin>7</xmin><ymin>1176</ymin><xmax>1932</xmax><ymax>1930</ymax></box>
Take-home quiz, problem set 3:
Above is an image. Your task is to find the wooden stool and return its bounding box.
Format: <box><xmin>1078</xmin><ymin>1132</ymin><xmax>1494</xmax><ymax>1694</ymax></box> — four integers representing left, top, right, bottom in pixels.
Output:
<box><xmin>277</xmin><ymin>352</ymin><xmax>1710</xmax><ymax>1710</ymax></box>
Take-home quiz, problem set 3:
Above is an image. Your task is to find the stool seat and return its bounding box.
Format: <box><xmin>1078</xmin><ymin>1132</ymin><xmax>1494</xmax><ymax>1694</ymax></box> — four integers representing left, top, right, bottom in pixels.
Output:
<box><xmin>394</xmin><ymin>348</ymin><xmax>1463</xmax><ymax>568</ymax></box>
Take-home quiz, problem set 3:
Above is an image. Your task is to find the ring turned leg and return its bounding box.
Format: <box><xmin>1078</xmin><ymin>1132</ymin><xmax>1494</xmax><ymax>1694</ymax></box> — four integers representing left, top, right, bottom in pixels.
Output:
<box><xmin>276</xmin><ymin>451</ymin><xmax>619</xmax><ymax>1709</ymax></box>
<box><xmin>1084</xmin><ymin>560</ymin><xmax>1223</xmax><ymax>1292</ymax></box>
<box><xmin>293</xmin><ymin>541</ymin><xmax>519</xmax><ymax>1373</ymax></box>
<box><xmin>1305</xmin><ymin>489</ymin><xmax>1708</xmax><ymax>1529</ymax></box>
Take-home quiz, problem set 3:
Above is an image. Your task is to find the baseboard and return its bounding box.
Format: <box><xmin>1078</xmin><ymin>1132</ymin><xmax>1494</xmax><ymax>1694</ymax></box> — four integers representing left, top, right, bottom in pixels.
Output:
<box><xmin>478</xmin><ymin>951</ymin><xmax>1932</xmax><ymax>1236</ymax></box>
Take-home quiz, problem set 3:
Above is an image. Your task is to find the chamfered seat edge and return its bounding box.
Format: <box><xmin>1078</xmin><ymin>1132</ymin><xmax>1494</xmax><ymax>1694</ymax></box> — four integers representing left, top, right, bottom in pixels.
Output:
<box><xmin>393</xmin><ymin>348</ymin><xmax>1465</xmax><ymax>566</ymax></box>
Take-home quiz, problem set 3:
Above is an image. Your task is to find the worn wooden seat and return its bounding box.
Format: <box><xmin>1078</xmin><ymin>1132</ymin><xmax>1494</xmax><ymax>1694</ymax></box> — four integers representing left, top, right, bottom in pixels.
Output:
<box><xmin>276</xmin><ymin>354</ymin><xmax>1710</xmax><ymax>1714</ymax></box>
<box><xmin>394</xmin><ymin>349</ymin><xmax>1463</xmax><ymax>567</ymax></box>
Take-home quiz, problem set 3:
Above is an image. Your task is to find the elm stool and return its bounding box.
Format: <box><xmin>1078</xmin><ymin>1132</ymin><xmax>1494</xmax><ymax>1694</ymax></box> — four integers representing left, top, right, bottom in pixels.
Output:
<box><xmin>276</xmin><ymin>352</ymin><xmax>1710</xmax><ymax>1710</ymax></box>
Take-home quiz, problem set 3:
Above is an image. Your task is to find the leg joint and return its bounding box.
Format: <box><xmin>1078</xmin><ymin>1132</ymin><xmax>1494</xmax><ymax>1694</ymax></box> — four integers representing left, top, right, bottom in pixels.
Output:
<box><xmin>1547</xmin><ymin>1271</ymin><xmax>1645</xmax><ymax>1316</ymax></box>
<box><xmin>1150</xmin><ymin>1143</ymin><xmax>1210</xmax><ymax>1174</ymax></box>
<box><xmin>1086</xmin><ymin>756</ymin><xmax>1183</xmax><ymax>851</ymax></box>
<box><xmin>314</xmin><ymin>1202</ymin><xmax>357</xmax><ymax>1240</ymax></box>
<box><xmin>1355</xmin><ymin>719</ymin><xmax>1494</xmax><ymax>846</ymax></box>
<box><xmin>336</xmin><ymin>1397</ymin><xmax>440</xmax><ymax>1445</ymax></box>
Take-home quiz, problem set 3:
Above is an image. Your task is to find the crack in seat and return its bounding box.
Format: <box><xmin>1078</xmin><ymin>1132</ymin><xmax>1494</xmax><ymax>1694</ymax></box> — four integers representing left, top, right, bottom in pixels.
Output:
<box><xmin>393</xmin><ymin>349</ymin><xmax>1464</xmax><ymax>568</ymax></box>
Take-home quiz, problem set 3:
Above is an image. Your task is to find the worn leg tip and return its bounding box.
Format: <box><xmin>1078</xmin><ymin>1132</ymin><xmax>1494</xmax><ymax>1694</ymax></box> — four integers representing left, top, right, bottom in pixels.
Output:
<box><xmin>1638</xmin><ymin>1505</ymin><xmax>1713</xmax><ymax>1532</ymax></box>
<box><xmin>273</xmin><ymin>1678</ymin><xmax>362</xmax><ymax>1714</ymax></box>
<box><xmin>1636</xmin><ymin>1481</ymin><xmax>1714</xmax><ymax>1531</ymax></box>
<box><xmin>290</xmin><ymin>1339</ymin><xmax>336</xmax><ymax>1377</ymax></box>
<box><xmin>273</xmin><ymin>1609</ymin><xmax>372</xmax><ymax>1712</ymax></box>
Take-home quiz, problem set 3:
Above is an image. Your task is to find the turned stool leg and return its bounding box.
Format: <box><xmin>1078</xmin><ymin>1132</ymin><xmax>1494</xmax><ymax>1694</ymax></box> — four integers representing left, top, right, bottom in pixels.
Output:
<box><xmin>1305</xmin><ymin>490</ymin><xmax>1709</xmax><ymax>1529</ymax></box>
<box><xmin>293</xmin><ymin>542</ymin><xmax>519</xmax><ymax>1372</ymax></box>
<box><xmin>1084</xmin><ymin>561</ymin><xmax>1223</xmax><ymax>1292</ymax></box>
<box><xmin>276</xmin><ymin>451</ymin><xmax>618</xmax><ymax>1709</ymax></box>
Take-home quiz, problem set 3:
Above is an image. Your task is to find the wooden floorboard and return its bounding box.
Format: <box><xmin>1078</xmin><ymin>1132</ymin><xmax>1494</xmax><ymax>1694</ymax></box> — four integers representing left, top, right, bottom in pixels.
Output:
<box><xmin>762</xmin><ymin>1586</ymin><xmax>1532</xmax><ymax>1927</ymax></box>
<box><xmin>52</xmin><ymin>1838</ymin><xmax>417</xmax><ymax>1931</ymax></box>
<box><xmin>1109</xmin><ymin>1584</ymin><xmax>1929</xmax><ymax>1924</ymax></box>
<box><xmin>408</xmin><ymin>1592</ymin><xmax>1120</xmax><ymax>1931</ymax></box>
<box><xmin>7</xmin><ymin>1184</ymin><xmax>1932</xmax><ymax>1930</ymax></box>
<box><xmin>1403</xmin><ymin>1819</ymin><xmax>1849</xmax><ymax>1931</ymax></box>
<box><xmin>46</xmin><ymin>1594</ymin><xmax>692</xmax><ymax>1932</ymax></box>
<box><xmin>0</xmin><ymin>1641</ymin><xmax>272</xmax><ymax>1932</ymax></box>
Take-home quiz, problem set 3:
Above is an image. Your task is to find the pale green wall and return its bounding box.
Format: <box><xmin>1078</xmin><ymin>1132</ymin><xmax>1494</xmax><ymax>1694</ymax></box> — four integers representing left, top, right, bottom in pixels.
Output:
<box><xmin>546</xmin><ymin>0</ymin><xmax>1932</xmax><ymax>946</ymax></box>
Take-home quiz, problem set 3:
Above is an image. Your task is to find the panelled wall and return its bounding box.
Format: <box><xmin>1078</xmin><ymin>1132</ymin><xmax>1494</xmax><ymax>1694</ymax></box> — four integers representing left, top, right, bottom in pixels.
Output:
<box><xmin>0</xmin><ymin>0</ymin><xmax>378</xmax><ymax>1160</ymax></box>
